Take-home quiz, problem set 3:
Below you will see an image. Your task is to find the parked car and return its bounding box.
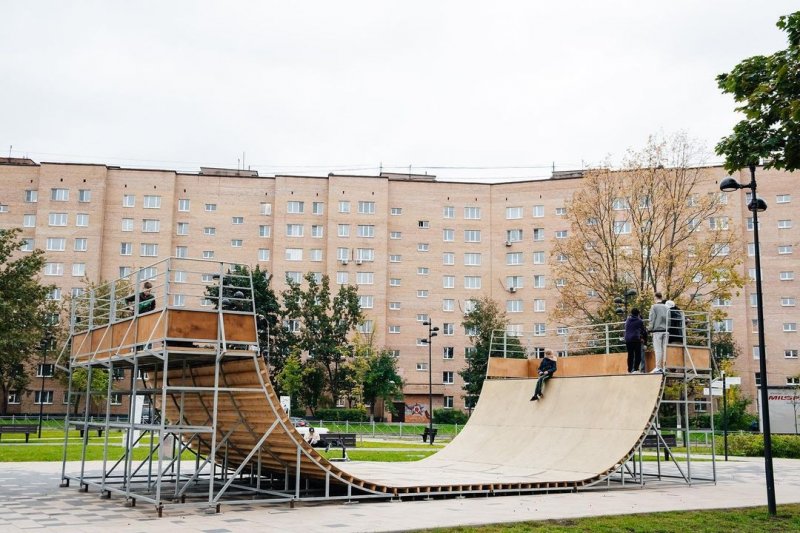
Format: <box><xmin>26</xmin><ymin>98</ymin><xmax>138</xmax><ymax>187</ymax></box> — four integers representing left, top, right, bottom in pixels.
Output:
<box><xmin>290</xmin><ymin>416</ymin><xmax>308</xmax><ymax>427</ymax></box>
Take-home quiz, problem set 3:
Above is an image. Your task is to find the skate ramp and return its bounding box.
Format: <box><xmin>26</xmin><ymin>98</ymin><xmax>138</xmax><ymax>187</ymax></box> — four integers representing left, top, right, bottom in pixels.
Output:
<box><xmin>159</xmin><ymin>357</ymin><xmax>663</xmax><ymax>495</ymax></box>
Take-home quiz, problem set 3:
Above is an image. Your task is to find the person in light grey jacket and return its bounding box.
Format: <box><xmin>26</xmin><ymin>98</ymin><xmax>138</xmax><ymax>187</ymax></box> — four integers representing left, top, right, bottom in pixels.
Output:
<box><xmin>648</xmin><ymin>292</ymin><xmax>669</xmax><ymax>373</ymax></box>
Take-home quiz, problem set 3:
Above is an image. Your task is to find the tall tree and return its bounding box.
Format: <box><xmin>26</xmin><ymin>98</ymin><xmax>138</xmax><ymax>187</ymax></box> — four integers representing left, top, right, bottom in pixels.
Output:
<box><xmin>275</xmin><ymin>351</ymin><xmax>304</xmax><ymax>413</ymax></box>
<box><xmin>0</xmin><ymin>228</ymin><xmax>55</xmax><ymax>415</ymax></box>
<box><xmin>552</xmin><ymin>133</ymin><xmax>745</xmax><ymax>323</ymax></box>
<box><xmin>458</xmin><ymin>296</ymin><xmax>525</xmax><ymax>408</ymax></box>
<box><xmin>362</xmin><ymin>350</ymin><xmax>403</xmax><ymax>421</ymax></box>
<box><xmin>282</xmin><ymin>273</ymin><xmax>362</xmax><ymax>406</ymax></box>
<box><xmin>716</xmin><ymin>11</ymin><xmax>800</xmax><ymax>171</ymax></box>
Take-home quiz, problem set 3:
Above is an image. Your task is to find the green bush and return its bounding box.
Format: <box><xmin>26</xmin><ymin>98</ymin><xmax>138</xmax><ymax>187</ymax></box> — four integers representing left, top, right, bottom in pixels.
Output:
<box><xmin>433</xmin><ymin>409</ymin><xmax>468</xmax><ymax>425</ymax></box>
<box><xmin>290</xmin><ymin>407</ymin><xmax>306</xmax><ymax>418</ymax></box>
<box><xmin>715</xmin><ymin>432</ymin><xmax>800</xmax><ymax>458</ymax></box>
<box><xmin>315</xmin><ymin>408</ymin><xmax>368</xmax><ymax>422</ymax></box>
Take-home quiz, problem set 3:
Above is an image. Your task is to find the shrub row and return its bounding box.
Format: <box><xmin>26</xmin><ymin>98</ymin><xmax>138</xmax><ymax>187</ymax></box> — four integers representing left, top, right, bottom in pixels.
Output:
<box><xmin>432</xmin><ymin>408</ymin><xmax>469</xmax><ymax>425</ymax></box>
<box><xmin>314</xmin><ymin>408</ymin><xmax>368</xmax><ymax>422</ymax></box>
<box><xmin>715</xmin><ymin>432</ymin><xmax>800</xmax><ymax>458</ymax></box>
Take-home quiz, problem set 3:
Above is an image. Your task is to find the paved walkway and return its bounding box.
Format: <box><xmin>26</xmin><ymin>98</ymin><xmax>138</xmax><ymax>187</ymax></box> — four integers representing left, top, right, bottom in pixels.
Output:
<box><xmin>1</xmin><ymin>458</ymin><xmax>799</xmax><ymax>532</ymax></box>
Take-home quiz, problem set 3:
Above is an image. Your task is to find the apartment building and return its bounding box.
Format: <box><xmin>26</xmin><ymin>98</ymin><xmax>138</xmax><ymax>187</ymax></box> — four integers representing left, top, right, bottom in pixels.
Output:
<box><xmin>0</xmin><ymin>158</ymin><xmax>797</xmax><ymax>416</ymax></box>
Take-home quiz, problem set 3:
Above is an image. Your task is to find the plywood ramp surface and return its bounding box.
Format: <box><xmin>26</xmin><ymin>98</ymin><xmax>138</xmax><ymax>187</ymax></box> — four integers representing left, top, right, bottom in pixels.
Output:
<box><xmin>159</xmin><ymin>357</ymin><xmax>662</xmax><ymax>493</ymax></box>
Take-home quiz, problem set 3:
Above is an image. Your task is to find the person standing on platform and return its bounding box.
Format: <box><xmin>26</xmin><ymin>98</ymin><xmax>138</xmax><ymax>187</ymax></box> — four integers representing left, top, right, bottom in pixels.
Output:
<box><xmin>666</xmin><ymin>300</ymin><xmax>685</xmax><ymax>344</ymax></box>
<box><xmin>624</xmin><ymin>308</ymin><xmax>646</xmax><ymax>373</ymax></box>
<box><xmin>648</xmin><ymin>292</ymin><xmax>669</xmax><ymax>373</ymax></box>
<box><xmin>530</xmin><ymin>350</ymin><xmax>557</xmax><ymax>401</ymax></box>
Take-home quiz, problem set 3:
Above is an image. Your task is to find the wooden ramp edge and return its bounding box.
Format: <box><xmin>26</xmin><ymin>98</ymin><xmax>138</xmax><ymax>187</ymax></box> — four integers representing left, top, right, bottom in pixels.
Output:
<box><xmin>158</xmin><ymin>356</ymin><xmax>664</xmax><ymax>496</ymax></box>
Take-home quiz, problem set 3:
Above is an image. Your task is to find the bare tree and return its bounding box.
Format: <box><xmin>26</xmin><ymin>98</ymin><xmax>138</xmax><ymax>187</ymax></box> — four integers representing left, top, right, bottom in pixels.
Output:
<box><xmin>553</xmin><ymin>133</ymin><xmax>745</xmax><ymax>323</ymax></box>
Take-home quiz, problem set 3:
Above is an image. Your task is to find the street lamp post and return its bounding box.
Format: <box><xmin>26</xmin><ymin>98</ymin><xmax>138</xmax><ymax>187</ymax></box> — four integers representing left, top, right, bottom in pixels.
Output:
<box><xmin>614</xmin><ymin>288</ymin><xmax>638</xmax><ymax>317</ymax></box>
<box><xmin>37</xmin><ymin>334</ymin><xmax>53</xmax><ymax>439</ymax></box>
<box><xmin>421</xmin><ymin>320</ymin><xmax>439</xmax><ymax>445</ymax></box>
<box><xmin>720</xmin><ymin>164</ymin><xmax>776</xmax><ymax>516</ymax></box>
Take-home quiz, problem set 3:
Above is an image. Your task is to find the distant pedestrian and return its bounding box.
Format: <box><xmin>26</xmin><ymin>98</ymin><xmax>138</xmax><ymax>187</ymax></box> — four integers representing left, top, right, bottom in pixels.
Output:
<box><xmin>530</xmin><ymin>350</ymin><xmax>557</xmax><ymax>401</ymax></box>
<box><xmin>305</xmin><ymin>426</ymin><xmax>320</xmax><ymax>446</ymax></box>
<box><xmin>648</xmin><ymin>292</ymin><xmax>669</xmax><ymax>373</ymax></box>
<box><xmin>624</xmin><ymin>308</ymin><xmax>647</xmax><ymax>373</ymax></box>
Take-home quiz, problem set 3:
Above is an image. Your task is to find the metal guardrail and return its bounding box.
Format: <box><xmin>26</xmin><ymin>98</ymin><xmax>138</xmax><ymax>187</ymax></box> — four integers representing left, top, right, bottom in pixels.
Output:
<box><xmin>490</xmin><ymin>311</ymin><xmax>710</xmax><ymax>358</ymax></box>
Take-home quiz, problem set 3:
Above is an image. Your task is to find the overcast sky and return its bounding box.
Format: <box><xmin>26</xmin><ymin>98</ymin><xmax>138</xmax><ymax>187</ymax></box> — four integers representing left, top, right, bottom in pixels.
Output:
<box><xmin>1</xmin><ymin>2</ymin><xmax>796</xmax><ymax>181</ymax></box>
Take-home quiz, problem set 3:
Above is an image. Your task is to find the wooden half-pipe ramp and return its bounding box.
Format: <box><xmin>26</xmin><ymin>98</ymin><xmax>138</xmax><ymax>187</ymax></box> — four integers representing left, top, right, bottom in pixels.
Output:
<box><xmin>160</xmin><ymin>356</ymin><xmax>664</xmax><ymax>498</ymax></box>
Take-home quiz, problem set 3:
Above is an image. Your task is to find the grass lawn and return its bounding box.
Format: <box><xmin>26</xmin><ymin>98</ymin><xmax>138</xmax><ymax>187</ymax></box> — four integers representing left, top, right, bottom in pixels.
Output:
<box><xmin>320</xmin><ymin>449</ymin><xmax>439</xmax><ymax>462</ymax></box>
<box><xmin>422</xmin><ymin>504</ymin><xmax>800</xmax><ymax>532</ymax></box>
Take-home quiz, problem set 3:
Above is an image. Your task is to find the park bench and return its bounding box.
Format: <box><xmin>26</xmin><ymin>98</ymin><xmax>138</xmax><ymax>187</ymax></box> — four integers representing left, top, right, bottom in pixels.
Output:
<box><xmin>641</xmin><ymin>433</ymin><xmax>677</xmax><ymax>460</ymax></box>
<box><xmin>421</xmin><ymin>427</ymin><xmax>438</xmax><ymax>444</ymax></box>
<box><xmin>78</xmin><ymin>428</ymin><xmax>104</xmax><ymax>438</ymax></box>
<box><xmin>322</xmin><ymin>432</ymin><xmax>357</xmax><ymax>448</ymax></box>
<box><xmin>0</xmin><ymin>424</ymin><xmax>39</xmax><ymax>442</ymax></box>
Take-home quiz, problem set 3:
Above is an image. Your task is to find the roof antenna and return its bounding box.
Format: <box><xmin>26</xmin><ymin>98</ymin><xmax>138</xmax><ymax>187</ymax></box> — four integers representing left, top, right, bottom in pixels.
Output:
<box><xmin>8</xmin><ymin>145</ymin><xmax>11</xmax><ymax>158</ymax></box>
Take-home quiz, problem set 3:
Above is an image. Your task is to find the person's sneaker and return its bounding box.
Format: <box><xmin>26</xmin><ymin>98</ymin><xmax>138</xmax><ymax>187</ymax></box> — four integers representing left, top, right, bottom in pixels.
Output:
<box><xmin>630</xmin><ymin>370</ymin><xmax>639</xmax><ymax>374</ymax></box>
<box><xmin>650</xmin><ymin>367</ymin><xmax>662</xmax><ymax>374</ymax></box>
<box><xmin>530</xmin><ymin>395</ymin><xmax>539</xmax><ymax>401</ymax></box>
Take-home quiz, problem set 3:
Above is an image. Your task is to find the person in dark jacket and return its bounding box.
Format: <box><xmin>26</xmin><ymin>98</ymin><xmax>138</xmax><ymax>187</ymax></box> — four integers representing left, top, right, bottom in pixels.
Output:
<box><xmin>666</xmin><ymin>300</ymin><xmax>685</xmax><ymax>344</ymax></box>
<box><xmin>125</xmin><ymin>281</ymin><xmax>155</xmax><ymax>314</ymax></box>
<box><xmin>530</xmin><ymin>350</ymin><xmax>557</xmax><ymax>401</ymax></box>
<box><xmin>624</xmin><ymin>308</ymin><xmax>647</xmax><ymax>373</ymax></box>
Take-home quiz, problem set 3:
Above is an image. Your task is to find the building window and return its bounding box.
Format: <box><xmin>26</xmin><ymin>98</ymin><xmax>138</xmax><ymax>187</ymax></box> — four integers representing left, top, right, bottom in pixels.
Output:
<box><xmin>286</xmin><ymin>224</ymin><xmax>304</xmax><ymax>237</ymax></box>
<box><xmin>443</xmin><ymin>275</ymin><xmax>455</xmax><ymax>288</ymax></box>
<box><xmin>389</xmin><ymin>301</ymin><xmax>401</xmax><ymax>310</ymax></box>
<box><xmin>72</xmin><ymin>263</ymin><xmax>86</xmax><ymax>277</ymax></box>
<box><xmin>785</xmin><ymin>349</ymin><xmax>798</xmax><ymax>358</ymax></box>
<box><xmin>506</xmin><ymin>229</ymin><xmax>523</xmax><ymax>243</ymax></box>
<box><xmin>78</xmin><ymin>189</ymin><xmax>91</xmax><ymax>203</ymax></box>
<box><xmin>443</xmin><ymin>206</ymin><xmax>455</xmax><ymax>218</ymax></box>
<box><xmin>506</xmin><ymin>252</ymin><xmax>523</xmax><ymax>265</ymax></box>
<box><xmin>310</xmin><ymin>225</ymin><xmax>323</xmax><ymax>238</ymax></box>
<box><xmin>778</xmin><ymin>219</ymin><xmax>792</xmax><ymax>229</ymax></box>
<box><xmin>506</xmin><ymin>206</ymin><xmax>523</xmax><ymax>219</ymax></box>
<box><xmin>506</xmin><ymin>276</ymin><xmax>523</xmax><ymax>289</ymax></box>
<box><xmin>417</xmin><ymin>290</ymin><xmax>428</xmax><ymax>298</ymax></box>
<box><xmin>389</xmin><ymin>278</ymin><xmax>401</xmax><ymax>286</ymax></box>
<box><xmin>357</xmin><ymin>225</ymin><xmax>375</xmax><ymax>238</ymax></box>
<box><xmin>120</xmin><ymin>218</ymin><xmax>133</xmax><ymax>232</ymax></box>
<box><xmin>46</xmin><ymin>287</ymin><xmax>61</xmax><ymax>300</ymax></box>
<box><xmin>231</xmin><ymin>239</ymin><xmax>243</xmax><ymax>248</ymax></box>
<box><xmin>464</xmin><ymin>276</ymin><xmax>481</xmax><ymax>289</ymax></box>
<box><xmin>714</xmin><ymin>319</ymin><xmax>733</xmax><ymax>333</ymax></box>
<box><xmin>258</xmin><ymin>225</ymin><xmax>272</xmax><ymax>238</ymax></box>
<box><xmin>21</xmin><ymin>238</ymin><xmax>34</xmax><ymax>252</ymax></box>
<box><xmin>534</xmin><ymin>275</ymin><xmax>546</xmax><ymax>288</ymax></box>
<box><xmin>51</xmin><ymin>188</ymin><xmax>69</xmax><ymax>201</ymax></box>
<box><xmin>202</xmin><ymin>250</ymin><xmax>214</xmax><ymax>259</ymax></box>
<box><xmin>260</xmin><ymin>202</ymin><xmax>272</xmax><ymax>215</ymax></box>
<box><xmin>533</xmin><ymin>251</ymin><xmax>545</xmax><ymax>264</ymax></box>
<box><xmin>287</xmin><ymin>201</ymin><xmax>304</xmax><ymax>214</ymax></box>
<box><xmin>555</xmin><ymin>230</ymin><xmax>568</xmax><ymax>239</ymax></box>
<box><xmin>533</xmin><ymin>323</ymin><xmax>546</xmax><ymax>336</ymax></box>
<box><xmin>37</xmin><ymin>363</ymin><xmax>55</xmax><ymax>377</ymax></box>
<box><xmin>44</xmin><ymin>263</ymin><xmax>64</xmax><ymax>276</ymax></box>
<box><xmin>443</xmin><ymin>371</ymin><xmax>454</xmax><ymax>384</ymax></box>
<box><xmin>418</xmin><ymin>220</ymin><xmax>430</xmax><ymax>229</ymax></box>
<box><xmin>463</xmin><ymin>253</ymin><xmax>481</xmax><ymax>266</ymax></box>
<box><xmin>360</xmin><ymin>295</ymin><xmax>374</xmax><ymax>309</ymax></box>
<box><xmin>176</xmin><ymin>222</ymin><xmax>189</xmax><ymax>235</ymax></box>
<box><xmin>74</xmin><ymin>213</ymin><xmax>88</xmax><ymax>227</ymax></box>
<box><xmin>778</xmin><ymin>245</ymin><xmax>793</xmax><ymax>255</ymax></box>
<box><xmin>178</xmin><ymin>198</ymin><xmax>190</xmax><ymax>211</ymax></box>
<box><xmin>776</xmin><ymin>194</ymin><xmax>791</xmax><ymax>204</ymax></box>
<box><xmin>285</xmin><ymin>248</ymin><xmax>303</xmax><ymax>261</ymax></box>
<box><xmin>336</xmin><ymin>271</ymin><xmax>349</xmax><ymax>284</ymax></box>
<box><xmin>784</xmin><ymin>323</ymin><xmax>797</xmax><ymax>332</ymax></box>
<box><xmin>123</xmin><ymin>194</ymin><xmax>135</xmax><ymax>207</ymax></box>
<box><xmin>46</xmin><ymin>237</ymin><xmax>66</xmax><ymax>251</ymax></box>
<box><xmin>355</xmin><ymin>248</ymin><xmax>374</xmax><ymax>262</ymax></box>
<box><xmin>175</xmin><ymin>246</ymin><xmax>188</xmax><ymax>258</ymax></box>
<box><xmin>780</xmin><ymin>271</ymin><xmax>794</xmax><ymax>281</ymax></box>
<box><xmin>442</xmin><ymin>299</ymin><xmax>455</xmax><ymax>312</ymax></box>
<box><xmin>25</xmin><ymin>190</ymin><xmax>38</xmax><ymax>203</ymax></box>
<box><xmin>417</xmin><ymin>243</ymin><xmax>430</xmax><ymax>252</ymax></box>
<box><xmin>48</xmin><ymin>213</ymin><xmax>67</xmax><ymax>226</ymax></box>
<box><xmin>0</xmin><ymin>203</ymin><xmax>9</xmax><ymax>213</ymax></box>
<box><xmin>35</xmin><ymin>391</ymin><xmax>54</xmax><ymax>405</ymax></box>
<box><xmin>8</xmin><ymin>391</ymin><xmax>20</xmax><ymax>404</ymax></box>
<box><xmin>390</xmin><ymin>207</ymin><xmax>402</xmax><ymax>215</ymax></box>
<box><xmin>507</xmin><ymin>300</ymin><xmax>523</xmax><ymax>313</ymax></box>
<box><xmin>464</xmin><ymin>207</ymin><xmax>481</xmax><ymax>219</ymax></box>
<box><xmin>388</xmin><ymin>325</ymin><xmax>400</xmax><ymax>333</ymax></box>
<box><xmin>232</xmin><ymin>216</ymin><xmax>244</xmax><ymax>225</ymax></box>
<box><xmin>356</xmin><ymin>272</ymin><xmax>374</xmax><ymax>285</ymax></box>
<box><xmin>416</xmin><ymin>362</ymin><xmax>428</xmax><ymax>370</ymax></box>
<box><xmin>612</xmin><ymin>197</ymin><xmax>629</xmax><ymax>210</ymax></box>
<box><xmin>442</xmin><ymin>323</ymin><xmax>454</xmax><ymax>335</ymax></box>
<box><xmin>309</xmin><ymin>248</ymin><xmax>323</xmax><ymax>261</ymax></box>
<box><xmin>555</xmin><ymin>207</ymin><xmax>567</xmax><ymax>216</ymax></box>
<box><xmin>532</xmin><ymin>228</ymin><xmax>544</xmax><ymax>241</ymax></box>
<box><xmin>613</xmin><ymin>221</ymin><xmax>630</xmax><ymax>235</ymax></box>
<box><xmin>442</xmin><ymin>228</ymin><xmax>455</xmax><ymax>242</ymax></box>
<box><xmin>142</xmin><ymin>219</ymin><xmax>160</xmax><ymax>233</ymax></box>
<box><xmin>205</xmin><ymin>203</ymin><xmax>217</xmax><ymax>212</ymax></box>
<box><xmin>464</xmin><ymin>230</ymin><xmax>481</xmax><ymax>243</ymax></box>
<box><xmin>417</xmin><ymin>267</ymin><xmax>429</xmax><ymax>276</ymax></box>
<box><xmin>781</xmin><ymin>297</ymin><xmax>796</xmax><ymax>307</ymax></box>
<box><xmin>258</xmin><ymin>249</ymin><xmax>270</xmax><ymax>262</ymax></box>
<box><xmin>358</xmin><ymin>201</ymin><xmax>375</xmax><ymax>214</ymax></box>
<box><xmin>389</xmin><ymin>254</ymin><xmax>401</xmax><ymax>263</ymax></box>
<box><xmin>23</xmin><ymin>214</ymin><xmax>36</xmax><ymax>227</ymax></box>
<box><xmin>443</xmin><ymin>347</ymin><xmax>454</xmax><ymax>359</ymax></box>
<box><xmin>141</xmin><ymin>243</ymin><xmax>158</xmax><ymax>257</ymax></box>
<box><xmin>534</xmin><ymin>299</ymin><xmax>546</xmax><ymax>312</ymax></box>
<box><xmin>143</xmin><ymin>195</ymin><xmax>161</xmax><ymax>209</ymax></box>
<box><xmin>532</xmin><ymin>205</ymin><xmax>544</xmax><ymax>217</ymax></box>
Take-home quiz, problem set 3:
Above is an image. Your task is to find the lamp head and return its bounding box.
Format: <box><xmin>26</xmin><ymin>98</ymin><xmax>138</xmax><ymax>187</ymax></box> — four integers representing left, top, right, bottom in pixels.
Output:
<box><xmin>613</xmin><ymin>296</ymin><xmax>623</xmax><ymax>305</ymax></box>
<box><xmin>422</xmin><ymin>321</ymin><xmax>430</xmax><ymax>326</ymax></box>
<box><xmin>430</xmin><ymin>332</ymin><xmax>438</xmax><ymax>338</ymax></box>
<box><xmin>625</xmin><ymin>288</ymin><xmax>638</xmax><ymax>298</ymax></box>
<box><xmin>719</xmin><ymin>177</ymin><xmax>741</xmax><ymax>192</ymax></box>
<box><xmin>615</xmin><ymin>307</ymin><xmax>625</xmax><ymax>316</ymax></box>
<box><xmin>748</xmin><ymin>198</ymin><xmax>768</xmax><ymax>213</ymax></box>
<box><xmin>432</xmin><ymin>326</ymin><xmax>439</xmax><ymax>332</ymax></box>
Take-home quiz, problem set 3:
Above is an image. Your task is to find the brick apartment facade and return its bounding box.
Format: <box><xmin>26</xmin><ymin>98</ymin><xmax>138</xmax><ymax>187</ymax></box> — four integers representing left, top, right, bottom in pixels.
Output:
<box><xmin>0</xmin><ymin>158</ymin><xmax>798</xmax><ymax>416</ymax></box>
